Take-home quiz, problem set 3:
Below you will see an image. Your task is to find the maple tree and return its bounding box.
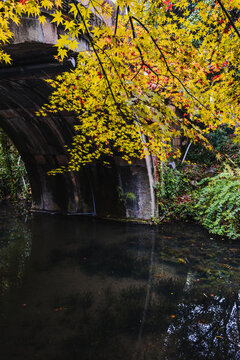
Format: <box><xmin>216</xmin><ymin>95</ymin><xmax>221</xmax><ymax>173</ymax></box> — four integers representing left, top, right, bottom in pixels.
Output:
<box><xmin>0</xmin><ymin>0</ymin><xmax>239</xmax><ymax>172</ymax></box>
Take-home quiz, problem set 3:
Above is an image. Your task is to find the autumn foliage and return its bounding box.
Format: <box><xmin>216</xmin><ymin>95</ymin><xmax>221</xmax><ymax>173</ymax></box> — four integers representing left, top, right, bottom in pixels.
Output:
<box><xmin>0</xmin><ymin>0</ymin><xmax>239</xmax><ymax>172</ymax></box>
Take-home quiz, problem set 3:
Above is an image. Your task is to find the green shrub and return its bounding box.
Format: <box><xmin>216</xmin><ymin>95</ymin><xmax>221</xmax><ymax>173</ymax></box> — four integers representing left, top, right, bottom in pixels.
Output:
<box><xmin>0</xmin><ymin>130</ymin><xmax>30</xmax><ymax>201</ymax></box>
<box><xmin>155</xmin><ymin>165</ymin><xmax>195</xmax><ymax>220</ymax></box>
<box><xmin>155</xmin><ymin>166</ymin><xmax>189</xmax><ymax>200</ymax></box>
<box><xmin>195</xmin><ymin>166</ymin><xmax>240</xmax><ymax>239</ymax></box>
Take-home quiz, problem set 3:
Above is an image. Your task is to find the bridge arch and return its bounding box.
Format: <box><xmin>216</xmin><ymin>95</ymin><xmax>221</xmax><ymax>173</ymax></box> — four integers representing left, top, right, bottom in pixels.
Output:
<box><xmin>0</xmin><ymin>17</ymin><xmax>155</xmax><ymax>220</ymax></box>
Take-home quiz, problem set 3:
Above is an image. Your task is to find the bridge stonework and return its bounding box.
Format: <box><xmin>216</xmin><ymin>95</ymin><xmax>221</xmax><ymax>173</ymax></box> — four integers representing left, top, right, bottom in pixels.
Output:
<box><xmin>0</xmin><ymin>16</ymin><xmax>156</xmax><ymax>220</ymax></box>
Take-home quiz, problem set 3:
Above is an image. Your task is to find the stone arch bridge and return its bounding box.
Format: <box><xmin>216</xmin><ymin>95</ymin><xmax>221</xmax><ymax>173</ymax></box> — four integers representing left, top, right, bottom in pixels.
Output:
<box><xmin>0</xmin><ymin>15</ymin><xmax>156</xmax><ymax>220</ymax></box>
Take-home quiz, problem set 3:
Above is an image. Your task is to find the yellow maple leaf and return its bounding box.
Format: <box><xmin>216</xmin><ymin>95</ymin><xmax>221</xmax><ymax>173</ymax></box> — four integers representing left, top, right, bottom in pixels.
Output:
<box><xmin>54</xmin><ymin>0</ymin><xmax>62</xmax><ymax>8</ymax></box>
<box><xmin>58</xmin><ymin>48</ymin><xmax>68</xmax><ymax>61</ymax></box>
<box><xmin>51</xmin><ymin>10</ymin><xmax>64</xmax><ymax>26</ymax></box>
<box><xmin>39</xmin><ymin>15</ymin><xmax>47</xmax><ymax>26</ymax></box>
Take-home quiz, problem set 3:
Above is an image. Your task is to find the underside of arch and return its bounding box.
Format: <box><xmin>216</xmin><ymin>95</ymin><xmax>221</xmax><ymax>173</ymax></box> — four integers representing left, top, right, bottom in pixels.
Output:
<box><xmin>0</xmin><ymin>31</ymin><xmax>155</xmax><ymax>219</ymax></box>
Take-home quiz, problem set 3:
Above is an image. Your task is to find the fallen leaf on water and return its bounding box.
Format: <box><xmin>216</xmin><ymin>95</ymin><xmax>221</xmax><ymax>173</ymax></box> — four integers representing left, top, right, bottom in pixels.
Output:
<box><xmin>221</xmin><ymin>264</ymin><xmax>232</xmax><ymax>270</ymax></box>
<box><xmin>54</xmin><ymin>306</ymin><xmax>67</xmax><ymax>312</ymax></box>
<box><xmin>178</xmin><ymin>258</ymin><xmax>187</xmax><ymax>264</ymax></box>
<box><xmin>154</xmin><ymin>273</ymin><xmax>166</xmax><ymax>278</ymax></box>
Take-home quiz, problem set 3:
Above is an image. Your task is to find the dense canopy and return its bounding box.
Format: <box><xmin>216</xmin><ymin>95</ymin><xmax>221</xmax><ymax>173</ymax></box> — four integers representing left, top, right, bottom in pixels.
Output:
<box><xmin>1</xmin><ymin>0</ymin><xmax>239</xmax><ymax>171</ymax></box>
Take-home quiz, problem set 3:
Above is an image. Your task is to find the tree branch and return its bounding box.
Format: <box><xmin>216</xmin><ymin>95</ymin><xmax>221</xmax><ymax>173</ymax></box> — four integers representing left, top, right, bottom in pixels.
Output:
<box><xmin>114</xmin><ymin>5</ymin><xmax>120</xmax><ymax>36</ymax></box>
<box><xmin>94</xmin><ymin>42</ymin><xmax>130</xmax><ymax>96</ymax></box>
<box><xmin>72</xmin><ymin>0</ymin><xmax>119</xmax><ymax>109</ymax></box>
<box><xmin>215</xmin><ymin>0</ymin><xmax>240</xmax><ymax>39</ymax></box>
<box><xmin>130</xmin><ymin>14</ymin><xmax>209</xmax><ymax>111</ymax></box>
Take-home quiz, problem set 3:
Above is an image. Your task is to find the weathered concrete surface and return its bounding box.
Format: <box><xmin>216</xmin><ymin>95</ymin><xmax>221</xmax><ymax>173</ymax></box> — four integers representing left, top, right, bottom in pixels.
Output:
<box><xmin>11</xmin><ymin>16</ymin><xmax>58</xmax><ymax>45</ymax></box>
<box><xmin>0</xmin><ymin>79</ymin><xmax>92</xmax><ymax>213</ymax></box>
<box><xmin>0</xmin><ymin>17</ymin><xmax>156</xmax><ymax>220</ymax></box>
<box><xmin>115</xmin><ymin>158</ymin><xmax>154</xmax><ymax>220</ymax></box>
<box><xmin>9</xmin><ymin>11</ymin><xmax>89</xmax><ymax>49</ymax></box>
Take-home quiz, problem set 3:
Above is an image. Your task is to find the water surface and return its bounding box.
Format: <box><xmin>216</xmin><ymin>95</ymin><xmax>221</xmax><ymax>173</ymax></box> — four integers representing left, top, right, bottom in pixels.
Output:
<box><xmin>0</xmin><ymin>205</ymin><xmax>240</xmax><ymax>360</ymax></box>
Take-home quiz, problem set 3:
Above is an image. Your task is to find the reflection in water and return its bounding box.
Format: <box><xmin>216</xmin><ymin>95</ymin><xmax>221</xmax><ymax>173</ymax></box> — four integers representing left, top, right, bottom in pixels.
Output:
<box><xmin>0</xmin><ymin>206</ymin><xmax>31</xmax><ymax>297</ymax></box>
<box><xmin>0</xmin><ymin>208</ymin><xmax>240</xmax><ymax>360</ymax></box>
<box><xmin>165</xmin><ymin>292</ymin><xmax>240</xmax><ymax>360</ymax></box>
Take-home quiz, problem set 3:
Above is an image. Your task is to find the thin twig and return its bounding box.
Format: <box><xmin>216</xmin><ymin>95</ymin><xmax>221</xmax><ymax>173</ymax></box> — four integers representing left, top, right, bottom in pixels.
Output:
<box><xmin>130</xmin><ymin>64</ymin><xmax>144</xmax><ymax>81</ymax></box>
<box><xmin>94</xmin><ymin>42</ymin><xmax>130</xmax><ymax>96</ymax></box>
<box><xmin>130</xmin><ymin>14</ymin><xmax>209</xmax><ymax>111</ymax></box>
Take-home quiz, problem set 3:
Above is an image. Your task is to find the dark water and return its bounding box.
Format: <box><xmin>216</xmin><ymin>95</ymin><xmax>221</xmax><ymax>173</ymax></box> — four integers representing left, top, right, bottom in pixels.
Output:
<box><xmin>0</xmin><ymin>205</ymin><xmax>240</xmax><ymax>360</ymax></box>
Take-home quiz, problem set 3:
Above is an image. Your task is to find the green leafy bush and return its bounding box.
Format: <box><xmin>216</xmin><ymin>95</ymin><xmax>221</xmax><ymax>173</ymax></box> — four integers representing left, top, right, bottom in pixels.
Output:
<box><xmin>155</xmin><ymin>165</ymin><xmax>195</xmax><ymax>220</ymax></box>
<box><xmin>195</xmin><ymin>166</ymin><xmax>240</xmax><ymax>239</ymax></box>
<box><xmin>0</xmin><ymin>130</ymin><xmax>30</xmax><ymax>201</ymax></box>
<box><xmin>155</xmin><ymin>166</ymin><xmax>189</xmax><ymax>200</ymax></box>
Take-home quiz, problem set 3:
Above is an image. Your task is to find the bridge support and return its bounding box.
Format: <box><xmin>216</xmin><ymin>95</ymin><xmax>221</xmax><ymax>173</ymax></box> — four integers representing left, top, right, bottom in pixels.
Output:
<box><xmin>0</xmin><ymin>17</ymin><xmax>156</xmax><ymax>220</ymax></box>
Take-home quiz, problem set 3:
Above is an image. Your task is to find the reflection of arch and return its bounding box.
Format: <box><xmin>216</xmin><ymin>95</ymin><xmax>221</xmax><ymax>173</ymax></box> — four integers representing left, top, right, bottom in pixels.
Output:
<box><xmin>0</xmin><ymin>217</ymin><xmax>190</xmax><ymax>360</ymax></box>
<box><xmin>0</xmin><ymin>39</ymin><xmax>154</xmax><ymax>219</ymax></box>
